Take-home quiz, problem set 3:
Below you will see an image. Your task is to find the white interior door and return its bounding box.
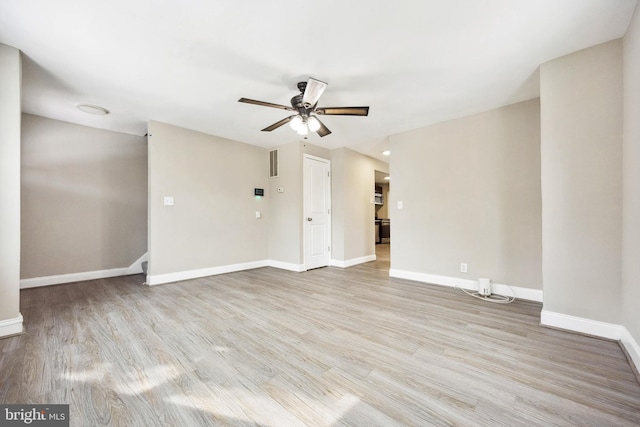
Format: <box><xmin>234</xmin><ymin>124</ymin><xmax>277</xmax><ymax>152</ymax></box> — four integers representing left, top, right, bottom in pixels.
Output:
<box><xmin>304</xmin><ymin>155</ymin><xmax>331</xmax><ymax>270</ymax></box>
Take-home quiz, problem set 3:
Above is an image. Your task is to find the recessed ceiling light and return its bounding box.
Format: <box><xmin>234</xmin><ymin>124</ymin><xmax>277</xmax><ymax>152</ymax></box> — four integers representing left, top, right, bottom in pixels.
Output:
<box><xmin>382</xmin><ymin>150</ymin><xmax>391</xmax><ymax>156</ymax></box>
<box><xmin>384</xmin><ymin>176</ymin><xmax>390</xmax><ymax>180</ymax></box>
<box><xmin>77</xmin><ymin>104</ymin><xmax>110</xmax><ymax>115</ymax></box>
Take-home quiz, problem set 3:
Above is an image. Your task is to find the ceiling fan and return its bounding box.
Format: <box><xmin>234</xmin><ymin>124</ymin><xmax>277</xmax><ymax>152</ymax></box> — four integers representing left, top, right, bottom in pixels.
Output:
<box><xmin>238</xmin><ymin>77</ymin><xmax>369</xmax><ymax>138</ymax></box>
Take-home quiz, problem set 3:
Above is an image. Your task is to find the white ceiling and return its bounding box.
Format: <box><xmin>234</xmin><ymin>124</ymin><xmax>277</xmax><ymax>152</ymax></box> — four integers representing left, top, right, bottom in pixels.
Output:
<box><xmin>1</xmin><ymin>0</ymin><xmax>637</xmax><ymax>161</ymax></box>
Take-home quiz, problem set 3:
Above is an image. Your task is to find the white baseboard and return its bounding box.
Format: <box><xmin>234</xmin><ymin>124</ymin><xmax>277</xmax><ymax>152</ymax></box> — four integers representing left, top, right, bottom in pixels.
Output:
<box><xmin>20</xmin><ymin>252</ymin><xmax>149</xmax><ymax>289</ymax></box>
<box><xmin>126</xmin><ymin>252</ymin><xmax>148</xmax><ymax>275</ymax></box>
<box><xmin>267</xmin><ymin>260</ymin><xmax>306</xmax><ymax>272</ymax></box>
<box><xmin>540</xmin><ymin>310</ymin><xmax>624</xmax><ymax>340</ymax></box>
<box><xmin>147</xmin><ymin>260</ymin><xmax>269</xmax><ymax>286</ymax></box>
<box><xmin>390</xmin><ymin>269</ymin><xmax>476</xmax><ymax>290</ymax></box>
<box><xmin>331</xmin><ymin>254</ymin><xmax>376</xmax><ymax>268</ymax></box>
<box><xmin>146</xmin><ymin>255</ymin><xmax>381</xmax><ymax>281</ymax></box>
<box><xmin>492</xmin><ymin>283</ymin><xmax>543</xmax><ymax>302</ymax></box>
<box><xmin>541</xmin><ymin>310</ymin><xmax>640</xmax><ymax>374</ymax></box>
<box><xmin>20</xmin><ymin>256</ymin><xmax>302</xmax><ymax>289</ymax></box>
<box><xmin>388</xmin><ymin>269</ymin><xmax>543</xmax><ymax>302</ymax></box>
<box><xmin>21</xmin><ymin>267</ymin><xmax>131</xmax><ymax>289</ymax></box>
<box><xmin>621</xmin><ymin>327</ymin><xmax>640</xmax><ymax>376</ymax></box>
<box><xmin>0</xmin><ymin>313</ymin><xmax>23</xmax><ymax>338</ymax></box>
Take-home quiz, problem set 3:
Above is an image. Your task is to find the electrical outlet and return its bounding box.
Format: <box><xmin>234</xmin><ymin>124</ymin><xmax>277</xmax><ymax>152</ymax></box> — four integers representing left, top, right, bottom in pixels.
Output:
<box><xmin>460</xmin><ymin>263</ymin><xmax>468</xmax><ymax>273</ymax></box>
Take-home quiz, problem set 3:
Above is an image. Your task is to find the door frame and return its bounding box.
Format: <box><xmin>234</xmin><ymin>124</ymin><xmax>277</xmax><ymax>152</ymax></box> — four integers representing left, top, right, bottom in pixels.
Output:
<box><xmin>303</xmin><ymin>154</ymin><xmax>332</xmax><ymax>270</ymax></box>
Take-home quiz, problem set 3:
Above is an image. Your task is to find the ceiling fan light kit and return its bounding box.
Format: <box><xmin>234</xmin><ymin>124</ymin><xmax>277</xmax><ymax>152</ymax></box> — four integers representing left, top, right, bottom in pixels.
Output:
<box><xmin>289</xmin><ymin>115</ymin><xmax>303</xmax><ymax>131</ymax></box>
<box><xmin>308</xmin><ymin>116</ymin><xmax>321</xmax><ymax>132</ymax></box>
<box><xmin>289</xmin><ymin>115</ymin><xmax>321</xmax><ymax>135</ymax></box>
<box><xmin>292</xmin><ymin>117</ymin><xmax>309</xmax><ymax>136</ymax></box>
<box><xmin>239</xmin><ymin>77</ymin><xmax>369</xmax><ymax>138</ymax></box>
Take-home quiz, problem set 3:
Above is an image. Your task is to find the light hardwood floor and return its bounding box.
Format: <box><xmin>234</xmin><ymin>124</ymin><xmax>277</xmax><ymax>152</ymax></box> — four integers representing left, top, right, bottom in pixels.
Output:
<box><xmin>2</xmin><ymin>244</ymin><xmax>639</xmax><ymax>426</ymax></box>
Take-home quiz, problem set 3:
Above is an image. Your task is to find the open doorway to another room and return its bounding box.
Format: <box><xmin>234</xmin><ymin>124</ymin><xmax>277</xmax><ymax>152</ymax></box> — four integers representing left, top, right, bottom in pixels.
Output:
<box><xmin>374</xmin><ymin>170</ymin><xmax>390</xmax><ymax>261</ymax></box>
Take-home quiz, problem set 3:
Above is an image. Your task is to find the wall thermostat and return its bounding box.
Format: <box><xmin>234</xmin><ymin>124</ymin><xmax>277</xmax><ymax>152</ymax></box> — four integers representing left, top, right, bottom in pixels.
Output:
<box><xmin>254</xmin><ymin>188</ymin><xmax>264</xmax><ymax>197</ymax></box>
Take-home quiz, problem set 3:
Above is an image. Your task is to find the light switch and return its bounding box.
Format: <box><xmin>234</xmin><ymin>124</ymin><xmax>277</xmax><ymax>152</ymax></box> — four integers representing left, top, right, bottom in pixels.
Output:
<box><xmin>163</xmin><ymin>196</ymin><xmax>174</xmax><ymax>206</ymax></box>
<box><xmin>256</xmin><ymin>211</ymin><xmax>261</xmax><ymax>219</ymax></box>
<box><xmin>397</xmin><ymin>201</ymin><xmax>403</xmax><ymax>209</ymax></box>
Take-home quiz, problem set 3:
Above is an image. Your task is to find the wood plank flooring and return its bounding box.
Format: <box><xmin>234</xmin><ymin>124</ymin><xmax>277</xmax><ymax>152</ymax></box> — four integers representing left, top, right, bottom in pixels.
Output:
<box><xmin>2</xmin><ymin>244</ymin><xmax>639</xmax><ymax>426</ymax></box>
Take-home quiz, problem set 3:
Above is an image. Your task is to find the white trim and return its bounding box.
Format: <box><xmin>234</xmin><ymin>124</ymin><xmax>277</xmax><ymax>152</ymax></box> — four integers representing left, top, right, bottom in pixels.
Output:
<box><xmin>22</xmin><ymin>257</ymin><xmax>310</xmax><ymax>289</ymax></box>
<box><xmin>389</xmin><ymin>269</ymin><xmax>476</xmax><ymax>289</ymax></box>
<box><xmin>147</xmin><ymin>260</ymin><xmax>269</xmax><ymax>286</ymax></box>
<box><xmin>267</xmin><ymin>260</ymin><xmax>306</xmax><ymax>272</ymax></box>
<box><xmin>540</xmin><ymin>310</ymin><xmax>640</xmax><ymax>373</ymax></box>
<box><xmin>388</xmin><ymin>269</ymin><xmax>543</xmax><ymax>302</ymax></box>
<box><xmin>21</xmin><ymin>267</ymin><xmax>131</xmax><ymax>289</ymax></box>
<box><xmin>20</xmin><ymin>253</ymin><xmax>149</xmax><ymax>289</ymax></box>
<box><xmin>148</xmin><ymin>255</ymin><xmax>366</xmax><ymax>285</ymax></box>
<box><xmin>492</xmin><ymin>283</ymin><xmax>543</xmax><ymax>302</ymax></box>
<box><xmin>126</xmin><ymin>252</ymin><xmax>148</xmax><ymax>275</ymax></box>
<box><xmin>540</xmin><ymin>310</ymin><xmax>624</xmax><ymax>340</ymax></box>
<box><xmin>331</xmin><ymin>254</ymin><xmax>376</xmax><ymax>268</ymax></box>
<box><xmin>0</xmin><ymin>314</ymin><xmax>23</xmax><ymax>338</ymax></box>
<box><xmin>620</xmin><ymin>327</ymin><xmax>640</xmax><ymax>375</ymax></box>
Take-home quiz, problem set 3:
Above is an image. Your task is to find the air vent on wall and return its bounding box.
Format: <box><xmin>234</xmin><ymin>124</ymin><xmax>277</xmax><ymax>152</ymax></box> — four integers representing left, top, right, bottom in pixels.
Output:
<box><xmin>269</xmin><ymin>149</ymin><xmax>278</xmax><ymax>178</ymax></box>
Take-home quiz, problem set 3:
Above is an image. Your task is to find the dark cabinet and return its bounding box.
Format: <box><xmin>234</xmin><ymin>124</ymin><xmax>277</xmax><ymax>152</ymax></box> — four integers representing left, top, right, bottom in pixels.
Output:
<box><xmin>375</xmin><ymin>219</ymin><xmax>390</xmax><ymax>244</ymax></box>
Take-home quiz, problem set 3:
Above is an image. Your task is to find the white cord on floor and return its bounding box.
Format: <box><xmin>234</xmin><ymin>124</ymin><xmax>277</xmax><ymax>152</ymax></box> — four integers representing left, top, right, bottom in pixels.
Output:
<box><xmin>454</xmin><ymin>285</ymin><xmax>516</xmax><ymax>304</ymax></box>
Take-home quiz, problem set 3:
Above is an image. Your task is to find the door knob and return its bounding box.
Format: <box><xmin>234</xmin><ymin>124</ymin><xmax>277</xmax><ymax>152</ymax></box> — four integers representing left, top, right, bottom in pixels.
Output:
<box><xmin>307</xmin><ymin>217</ymin><xmax>313</xmax><ymax>221</ymax></box>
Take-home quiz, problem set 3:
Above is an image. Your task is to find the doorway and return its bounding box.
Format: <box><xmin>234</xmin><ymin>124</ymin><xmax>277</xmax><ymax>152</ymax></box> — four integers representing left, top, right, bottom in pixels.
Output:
<box><xmin>374</xmin><ymin>170</ymin><xmax>390</xmax><ymax>255</ymax></box>
<box><xmin>374</xmin><ymin>170</ymin><xmax>391</xmax><ymax>262</ymax></box>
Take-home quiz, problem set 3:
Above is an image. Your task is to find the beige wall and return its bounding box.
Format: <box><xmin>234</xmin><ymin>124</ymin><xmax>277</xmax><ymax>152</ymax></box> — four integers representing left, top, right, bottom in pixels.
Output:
<box><xmin>0</xmin><ymin>43</ymin><xmax>21</xmax><ymax>331</ymax></box>
<box><xmin>21</xmin><ymin>114</ymin><xmax>148</xmax><ymax>278</ymax></box>
<box><xmin>540</xmin><ymin>40</ymin><xmax>623</xmax><ymax>322</ymax></box>
<box><xmin>267</xmin><ymin>142</ymin><xmax>304</xmax><ymax>265</ymax></box>
<box><xmin>147</xmin><ymin>121</ymin><xmax>268</xmax><ymax>276</ymax></box>
<box><xmin>390</xmin><ymin>99</ymin><xmax>542</xmax><ymax>289</ymax></box>
<box><xmin>331</xmin><ymin>147</ymin><xmax>389</xmax><ymax>263</ymax></box>
<box><xmin>330</xmin><ymin>149</ymin><xmax>346</xmax><ymax>261</ymax></box>
<box><xmin>623</xmin><ymin>5</ymin><xmax>640</xmax><ymax>344</ymax></box>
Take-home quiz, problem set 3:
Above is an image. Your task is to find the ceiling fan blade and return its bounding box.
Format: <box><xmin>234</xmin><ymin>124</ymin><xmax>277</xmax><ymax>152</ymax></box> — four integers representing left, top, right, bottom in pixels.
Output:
<box><xmin>261</xmin><ymin>115</ymin><xmax>295</xmax><ymax>132</ymax></box>
<box><xmin>315</xmin><ymin>106</ymin><xmax>369</xmax><ymax>116</ymax></box>
<box><xmin>315</xmin><ymin>117</ymin><xmax>332</xmax><ymax>137</ymax></box>
<box><xmin>302</xmin><ymin>78</ymin><xmax>327</xmax><ymax>108</ymax></box>
<box><xmin>239</xmin><ymin>98</ymin><xmax>294</xmax><ymax>111</ymax></box>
